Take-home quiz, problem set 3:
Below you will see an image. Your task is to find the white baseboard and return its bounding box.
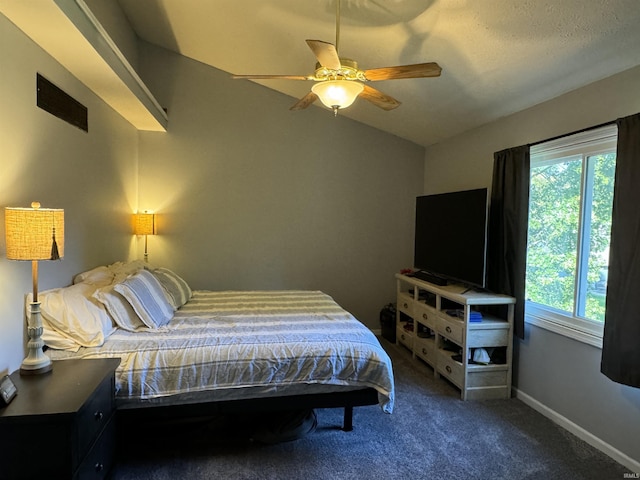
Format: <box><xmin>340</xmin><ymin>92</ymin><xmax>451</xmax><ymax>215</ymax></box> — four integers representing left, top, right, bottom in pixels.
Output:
<box><xmin>514</xmin><ymin>388</ymin><xmax>640</xmax><ymax>474</ymax></box>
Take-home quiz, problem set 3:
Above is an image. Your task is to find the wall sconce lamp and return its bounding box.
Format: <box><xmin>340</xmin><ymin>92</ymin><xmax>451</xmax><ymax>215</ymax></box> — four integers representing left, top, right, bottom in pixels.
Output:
<box><xmin>133</xmin><ymin>212</ymin><xmax>155</xmax><ymax>263</ymax></box>
<box><xmin>5</xmin><ymin>202</ymin><xmax>64</xmax><ymax>375</ymax></box>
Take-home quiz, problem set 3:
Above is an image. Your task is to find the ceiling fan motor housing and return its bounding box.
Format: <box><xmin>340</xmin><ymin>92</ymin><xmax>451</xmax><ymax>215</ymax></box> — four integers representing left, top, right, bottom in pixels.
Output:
<box><xmin>314</xmin><ymin>58</ymin><xmax>365</xmax><ymax>82</ymax></box>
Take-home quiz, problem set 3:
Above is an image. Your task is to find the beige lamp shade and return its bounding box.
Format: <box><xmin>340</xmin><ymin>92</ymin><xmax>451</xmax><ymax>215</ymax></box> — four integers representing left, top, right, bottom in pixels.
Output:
<box><xmin>312</xmin><ymin>80</ymin><xmax>364</xmax><ymax>110</ymax></box>
<box><xmin>133</xmin><ymin>212</ymin><xmax>156</xmax><ymax>235</ymax></box>
<box><xmin>5</xmin><ymin>203</ymin><xmax>64</xmax><ymax>260</ymax></box>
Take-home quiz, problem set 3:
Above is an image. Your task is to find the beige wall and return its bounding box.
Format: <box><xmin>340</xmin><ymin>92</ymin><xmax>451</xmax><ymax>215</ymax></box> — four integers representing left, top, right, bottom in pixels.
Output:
<box><xmin>0</xmin><ymin>14</ymin><xmax>138</xmax><ymax>375</ymax></box>
<box><xmin>423</xmin><ymin>64</ymin><xmax>640</xmax><ymax>467</ymax></box>
<box><xmin>134</xmin><ymin>42</ymin><xmax>425</xmax><ymax>328</ymax></box>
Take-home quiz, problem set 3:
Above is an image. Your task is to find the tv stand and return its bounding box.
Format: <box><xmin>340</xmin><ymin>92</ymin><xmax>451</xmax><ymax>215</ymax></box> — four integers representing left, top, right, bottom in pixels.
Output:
<box><xmin>395</xmin><ymin>273</ymin><xmax>515</xmax><ymax>400</ymax></box>
<box><xmin>411</xmin><ymin>270</ymin><xmax>447</xmax><ymax>286</ymax></box>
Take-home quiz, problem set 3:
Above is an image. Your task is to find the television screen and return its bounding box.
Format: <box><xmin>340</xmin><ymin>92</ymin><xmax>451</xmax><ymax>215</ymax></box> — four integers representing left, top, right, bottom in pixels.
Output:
<box><xmin>413</xmin><ymin>188</ymin><xmax>488</xmax><ymax>288</ymax></box>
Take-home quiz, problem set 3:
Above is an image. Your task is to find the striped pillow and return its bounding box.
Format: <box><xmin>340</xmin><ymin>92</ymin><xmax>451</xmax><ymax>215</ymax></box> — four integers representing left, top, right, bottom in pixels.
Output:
<box><xmin>114</xmin><ymin>269</ymin><xmax>174</xmax><ymax>328</ymax></box>
<box><xmin>151</xmin><ymin>267</ymin><xmax>192</xmax><ymax>309</ymax></box>
<box><xmin>93</xmin><ymin>284</ymin><xmax>148</xmax><ymax>332</ymax></box>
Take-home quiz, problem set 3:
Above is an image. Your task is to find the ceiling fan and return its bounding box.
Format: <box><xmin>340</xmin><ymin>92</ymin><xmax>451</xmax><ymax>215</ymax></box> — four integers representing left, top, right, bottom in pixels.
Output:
<box><xmin>232</xmin><ymin>0</ymin><xmax>442</xmax><ymax>116</ymax></box>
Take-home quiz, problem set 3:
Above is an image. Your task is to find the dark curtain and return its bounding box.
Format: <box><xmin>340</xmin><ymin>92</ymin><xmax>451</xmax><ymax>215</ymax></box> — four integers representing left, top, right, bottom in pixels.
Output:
<box><xmin>601</xmin><ymin>113</ymin><xmax>640</xmax><ymax>388</ymax></box>
<box><xmin>486</xmin><ymin>145</ymin><xmax>530</xmax><ymax>339</ymax></box>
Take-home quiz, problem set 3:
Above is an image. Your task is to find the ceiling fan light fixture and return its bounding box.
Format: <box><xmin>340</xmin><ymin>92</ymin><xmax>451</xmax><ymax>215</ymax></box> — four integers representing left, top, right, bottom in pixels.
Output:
<box><xmin>232</xmin><ymin>0</ymin><xmax>440</xmax><ymax>114</ymax></box>
<box><xmin>312</xmin><ymin>80</ymin><xmax>364</xmax><ymax>112</ymax></box>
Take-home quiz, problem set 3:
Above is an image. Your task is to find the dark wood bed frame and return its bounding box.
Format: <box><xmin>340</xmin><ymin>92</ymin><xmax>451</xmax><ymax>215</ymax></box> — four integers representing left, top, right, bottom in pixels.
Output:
<box><xmin>117</xmin><ymin>387</ymin><xmax>379</xmax><ymax>432</ymax></box>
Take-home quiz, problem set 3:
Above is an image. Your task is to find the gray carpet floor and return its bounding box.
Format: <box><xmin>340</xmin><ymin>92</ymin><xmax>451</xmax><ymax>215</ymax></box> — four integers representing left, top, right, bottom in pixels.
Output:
<box><xmin>112</xmin><ymin>338</ymin><xmax>631</xmax><ymax>480</ymax></box>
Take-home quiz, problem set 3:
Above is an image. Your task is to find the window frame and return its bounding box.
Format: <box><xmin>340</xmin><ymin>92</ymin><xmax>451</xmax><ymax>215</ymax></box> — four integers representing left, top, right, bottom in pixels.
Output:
<box><xmin>525</xmin><ymin>125</ymin><xmax>618</xmax><ymax>348</ymax></box>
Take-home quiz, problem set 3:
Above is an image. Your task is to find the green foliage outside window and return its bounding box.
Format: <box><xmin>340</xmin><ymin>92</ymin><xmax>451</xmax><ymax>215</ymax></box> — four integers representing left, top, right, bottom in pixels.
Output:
<box><xmin>526</xmin><ymin>153</ymin><xmax>616</xmax><ymax>322</ymax></box>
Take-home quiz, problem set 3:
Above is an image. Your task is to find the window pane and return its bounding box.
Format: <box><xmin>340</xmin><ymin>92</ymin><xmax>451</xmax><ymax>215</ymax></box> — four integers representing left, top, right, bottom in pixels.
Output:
<box><xmin>584</xmin><ymin>153</ymin><xmax>616</xmax><ymax>321</ymax></box>
<box><xmin>526</xmin><ymin>158</ymin><xmax>582</xmax><ymax>314</ymax></box>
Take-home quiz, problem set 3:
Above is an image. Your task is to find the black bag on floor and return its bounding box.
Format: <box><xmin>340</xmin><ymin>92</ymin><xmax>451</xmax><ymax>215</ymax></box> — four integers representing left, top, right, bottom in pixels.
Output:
<box><xmin>251</xmin><ymin>409</ymin><xmax>318</xmax><ymax>444</ymax></box>
<box><xmin>380</xmin><ymin>303</ymin><xmax>396</xmax><ymax>342</ymax></box>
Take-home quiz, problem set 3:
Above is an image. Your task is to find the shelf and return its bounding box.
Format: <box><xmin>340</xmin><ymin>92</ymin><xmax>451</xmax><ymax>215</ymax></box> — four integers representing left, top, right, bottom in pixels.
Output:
<box><xmin>396</xmin><ymin>273</ymin><xmax>515</xmax><ymax>400</ymax></box>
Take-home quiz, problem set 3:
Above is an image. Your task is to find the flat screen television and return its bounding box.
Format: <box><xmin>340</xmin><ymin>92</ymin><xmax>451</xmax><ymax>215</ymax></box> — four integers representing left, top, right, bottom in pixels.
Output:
<box><xmin>413</xmin><ymin>188</ymin><xmax>489</xmax><ymax>288</ymax></box>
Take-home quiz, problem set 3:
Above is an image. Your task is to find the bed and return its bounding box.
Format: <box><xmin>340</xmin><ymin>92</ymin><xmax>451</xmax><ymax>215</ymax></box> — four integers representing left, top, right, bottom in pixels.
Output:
<box><xmin>40</xmin><ymin>261</ymin><xmax>394</xmax><ymax>431</ymax></box>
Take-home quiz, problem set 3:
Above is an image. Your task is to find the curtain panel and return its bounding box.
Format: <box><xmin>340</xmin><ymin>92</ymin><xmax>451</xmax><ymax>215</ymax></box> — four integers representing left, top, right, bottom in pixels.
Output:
<box><xmin>486</xmin><ymin>145</ymin><xmax>530</xmax><ymax>339</ymax></box>
<box><xmin>601</xmin><ymin>113</ymin><xmax>640</xmax><ymax>388</ymax></box>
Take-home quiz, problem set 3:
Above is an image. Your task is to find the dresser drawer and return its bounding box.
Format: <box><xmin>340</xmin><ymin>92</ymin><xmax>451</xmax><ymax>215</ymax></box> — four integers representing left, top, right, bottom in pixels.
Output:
<box><xmin>75</xmin><ymin>374</ymin><xmax>115</xmax><ymax>464</ymax></box>
<box><xmin>414</xmin><ymin>336</ymin><xmax>436</xmax><ymax>365</ymax></box>
<box><xmin>467</xmin><ymin>326</ymin><xmax>509</xmax><ymax>348</ymax></box>
<box><xmin>467</xmin><ymin>366</ymin><xmax>508</xmax><ymax>388</ymax></box>
<box><xmin>413</xmin><ymin>302</ymin><xmax>437</xmax><ymax>329</ymax></box>
<box><xmin>437</xmin><ymin>315</ymin><xmax>464</xmax><ymax>344</ymax></box>
<box><xmin>75</xmin><ymin>415</ymin><xmax>116</xmax><ymax>480</ymax></box>
<box><xmin>397</xmin><ymin>292</ymin><xmax>414</xmax><ymax>317</ymax></box>
<box><xmin>397</xmin><ymin>327</ymin><xmax>414</xmax><ymax>349</ymax></box>
<box><xmin>437</xmin><ymin>349</ymin><xmax>463</xmax><ymax>388</ymax></box>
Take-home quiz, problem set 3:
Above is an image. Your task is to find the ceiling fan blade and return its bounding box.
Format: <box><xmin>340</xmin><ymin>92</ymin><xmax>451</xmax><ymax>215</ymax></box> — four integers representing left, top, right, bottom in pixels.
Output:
<box><xmin>359</xmin><ymin>85</ymin><xmax>401</xmax><ymax>111</ymax></box>
<box><xmin>306</xmin><ymin>39</ymin><xmax>341</xmax><ymax>70</ymax></box>
<box><xmin>364</xmin><ymin>62</ymin><xmax>442</xmax><ymax>81</ymax></box>
<box><xmin>232</xmin><ymin>74</ymin><xmax>312</xmax><ymax>80</ymax></box>
<box><xmin>290</xmin><ymin>91</ymin><xmax>318</xmax><ymax>111</ymax></box>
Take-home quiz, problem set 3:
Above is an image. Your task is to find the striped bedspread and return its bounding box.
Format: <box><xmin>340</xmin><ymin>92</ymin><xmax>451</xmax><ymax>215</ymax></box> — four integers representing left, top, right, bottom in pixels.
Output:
<box><xmin>47</xmin><ymin>290</ymin><xmax>395</xmax><ymax>413</ymax></box>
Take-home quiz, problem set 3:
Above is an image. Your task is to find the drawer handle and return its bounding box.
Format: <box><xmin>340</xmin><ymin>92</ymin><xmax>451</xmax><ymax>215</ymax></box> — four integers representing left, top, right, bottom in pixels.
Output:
<box><xmin>403</xmin><ymin>303</ymin><xmax>408</xmax><ymax>309</ymax></box>
<box><xmin>94</xmin><ymin>411</ymin><xmax>104</xmax><ymax>421</ymax></box>
<box><xmin>445</xmin><ymin>326</ymin><xmax>452</xmax><ymax>334</ymax></box>
<box><xmin>95</xmin><ymin>463</ymin><xmax>104</xmax><ymax>472</ymax></box>
<box><xmin>446</xmin><ymin>365</ymin><xmax>452</xmax><ymax>374</ymax></box>
<box><xmin>422</xmin><ymin>313</ymin><xmax>428</xmax><ymax>320</ymax></box>
<box><xmin>421</xmin><ymin>348</ymin><xmax>428</xmax><ymax>355</ymax></box>
<box><xmin>401</xmin><ymin>334</ymin><xmax>405</xmax><ymax>340</ymax></box>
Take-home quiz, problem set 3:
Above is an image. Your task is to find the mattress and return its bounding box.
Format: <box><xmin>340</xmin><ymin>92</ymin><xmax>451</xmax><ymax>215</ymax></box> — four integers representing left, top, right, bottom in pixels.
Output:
<box><xmin>47</xmin><ymin>290</ymin><xmax>395</xmax><ymax>413</ymax></box>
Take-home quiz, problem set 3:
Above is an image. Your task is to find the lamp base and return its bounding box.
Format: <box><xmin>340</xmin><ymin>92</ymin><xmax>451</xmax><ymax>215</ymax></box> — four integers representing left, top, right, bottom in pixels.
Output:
<box><xmin>20</xmin><ymin>362</ymin><xmax>53</xmax><ymax>376</ymax></box>
<box><xmin>20</xmin><ymin>301</ymin><xmax>53</xmax><ymax>376</ymax></box>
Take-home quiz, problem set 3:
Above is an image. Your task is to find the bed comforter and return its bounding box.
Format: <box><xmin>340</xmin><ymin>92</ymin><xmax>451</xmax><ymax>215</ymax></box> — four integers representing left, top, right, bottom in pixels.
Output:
<box><xmin>47</xmin><ymin>290</ymin><xmax>395</xmax><ymax>413</ymax></box>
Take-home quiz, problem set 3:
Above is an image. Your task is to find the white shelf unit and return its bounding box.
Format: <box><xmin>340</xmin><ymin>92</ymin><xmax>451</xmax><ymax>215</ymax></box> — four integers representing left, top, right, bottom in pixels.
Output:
<box><xmin>395</xmin><ymin>273</ymin><xmax>516</xmax><ymax>400</ymax></box>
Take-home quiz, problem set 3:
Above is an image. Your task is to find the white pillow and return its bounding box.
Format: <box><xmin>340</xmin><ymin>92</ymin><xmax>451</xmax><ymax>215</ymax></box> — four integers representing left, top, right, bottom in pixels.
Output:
<box><xmin>151</xmin><ymin>267</ymin><xmax>192</xmax><ymax>309</ymax></box>
<box><xmin>93</xmin><ymin>284</ymin><xmax>149</xmax><ymax>332</ymax></box>
<box><xmin>40</xmin><ymin>317</ymin><xmax>82</xmax><ymax>352</ymax></box>
<box><xmin>73</xmin><ymin>265</ymin><xmax>114</xmax><ymax>286</ymax></box>
<box><xmin>108</xmin><ymin>260</ymin><xmax>149</xmax><ymax>279</ymax></box>
<box><xmin>30</xmin><ymin>283</ymin><xmax>116</xmax><ymax>347</ymax></box>
<box><xmin>114</xmin><ymin>269</ymin><xmax>174</xmax><ymax>328</ymax></box>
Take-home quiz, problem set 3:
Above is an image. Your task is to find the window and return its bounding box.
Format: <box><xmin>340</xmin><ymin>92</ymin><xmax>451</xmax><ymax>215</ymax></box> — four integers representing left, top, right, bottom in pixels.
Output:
<box><xmin>525</xmin><ymin>125</ymin><xmax>617</xmax><ymax>347</ymax></box>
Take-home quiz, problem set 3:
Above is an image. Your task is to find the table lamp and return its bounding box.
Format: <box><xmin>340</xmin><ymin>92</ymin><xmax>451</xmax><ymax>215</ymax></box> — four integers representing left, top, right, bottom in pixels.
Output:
<box><xmin>5</xmin><ymin>202</ymin><xmax>64</xmax><ymax>375</ymax></box>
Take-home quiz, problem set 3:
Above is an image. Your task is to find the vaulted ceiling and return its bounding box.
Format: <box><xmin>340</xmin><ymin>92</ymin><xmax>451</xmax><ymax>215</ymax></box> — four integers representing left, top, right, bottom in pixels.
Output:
<box><xmin>118</xmin><ymin>0</ymin><xmax>640</xmax><ymax>147</ymax></box>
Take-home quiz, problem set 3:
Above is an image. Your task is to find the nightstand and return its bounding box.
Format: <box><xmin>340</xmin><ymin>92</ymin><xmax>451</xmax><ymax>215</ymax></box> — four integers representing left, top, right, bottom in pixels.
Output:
<box><xmin>0</xmin><ymin>358</ymin><xmax>120</xmax><ymax>480</ymax></box>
